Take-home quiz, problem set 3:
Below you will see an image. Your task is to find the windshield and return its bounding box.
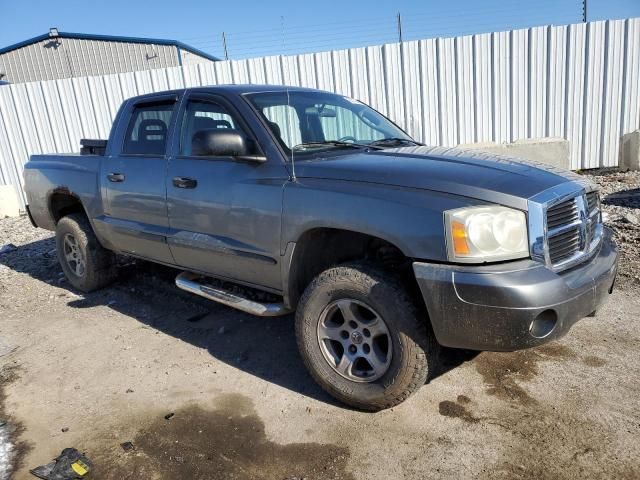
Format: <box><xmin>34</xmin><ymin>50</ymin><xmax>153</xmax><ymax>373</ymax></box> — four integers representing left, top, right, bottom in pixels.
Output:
<box><xmin>245</xmin><ymin>91</ymin><xmax>415</xmax><ymax>155</ymax></box>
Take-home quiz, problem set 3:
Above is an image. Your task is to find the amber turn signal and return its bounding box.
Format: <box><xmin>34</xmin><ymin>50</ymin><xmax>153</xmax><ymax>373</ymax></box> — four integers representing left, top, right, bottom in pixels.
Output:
<box><xmin>451</xmin><ymin>221</ymin><xmax>470</xmax><ymax>255</ymax></box>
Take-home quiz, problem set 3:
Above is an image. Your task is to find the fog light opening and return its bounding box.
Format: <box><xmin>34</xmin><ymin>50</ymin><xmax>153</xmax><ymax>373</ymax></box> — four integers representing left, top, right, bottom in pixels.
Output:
<box><xmin>530</xmin><ymin>310</ymin><xmax>557</xmax><ymax>338</ymax></box>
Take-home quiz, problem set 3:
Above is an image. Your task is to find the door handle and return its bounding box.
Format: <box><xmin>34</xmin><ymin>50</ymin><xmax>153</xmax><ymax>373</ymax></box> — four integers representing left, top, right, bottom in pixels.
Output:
<box><xmin>173</xmin><ymin>176</ymin><xmax>198</xmax><ymax>189</ymax></box>
<box><xmin>107</xmin><ymin>173</ymin><xmax>125</xmax><ymax>182</ymax></box>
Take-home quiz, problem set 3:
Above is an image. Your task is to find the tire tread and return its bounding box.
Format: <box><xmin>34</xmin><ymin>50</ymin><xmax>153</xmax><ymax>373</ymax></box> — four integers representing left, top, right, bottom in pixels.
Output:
<box><xmin>295</xmin><ymin>261</ymin><xmax>438</xmax><ymax>411</ymax></box>
<box><xmin>56</xmin><ymin>213</ymin><xmax>116</xmax><ymax>292</ymax></box>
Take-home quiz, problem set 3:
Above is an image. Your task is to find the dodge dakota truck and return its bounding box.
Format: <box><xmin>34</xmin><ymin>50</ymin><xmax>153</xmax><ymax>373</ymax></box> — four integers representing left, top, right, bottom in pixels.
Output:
<box><xmin>23</xmin><ymin>85</ymin><xmax>618</xmax><ymax>410</ymax></box>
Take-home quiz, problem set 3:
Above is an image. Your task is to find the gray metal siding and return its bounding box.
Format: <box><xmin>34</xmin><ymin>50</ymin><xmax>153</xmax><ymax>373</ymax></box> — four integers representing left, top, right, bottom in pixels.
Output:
<box><xmin>0</xmin><ymin>38</ymin><xmax>187</xmax><ymax>83</ymax></box>
<box><xmin>1</xmin><ymin>18</ymin><xmax>640</xmax><ymax>210</ymax></box>
<box><xmin>180</xmin><ymin>49</ymin><xmax>215</xmax><ymax>66</ymax></box>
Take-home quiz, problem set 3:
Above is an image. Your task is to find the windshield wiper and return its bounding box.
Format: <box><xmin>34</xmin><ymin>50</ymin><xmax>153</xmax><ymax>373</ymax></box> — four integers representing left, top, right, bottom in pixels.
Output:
<box><xmin>292</xmin><ymin>141</ymin><xmax>383</xmax><ymax>151</ymax></box>
<box><xmin>368</xmin><ymin>138</ymin><xmax>422</xmax><ymax>147</ymax></box>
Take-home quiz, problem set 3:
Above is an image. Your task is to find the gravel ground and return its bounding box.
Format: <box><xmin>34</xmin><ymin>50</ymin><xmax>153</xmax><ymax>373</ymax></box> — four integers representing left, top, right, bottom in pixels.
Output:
<box><xmin>0</xmin><ymin>170</ymin><xmax>639</xmax><ymax>479</ymax></box>
<box><xmin>586</xmin><ymin>169</ymin><xmax>640</xmax><ymax>286</ymax></box>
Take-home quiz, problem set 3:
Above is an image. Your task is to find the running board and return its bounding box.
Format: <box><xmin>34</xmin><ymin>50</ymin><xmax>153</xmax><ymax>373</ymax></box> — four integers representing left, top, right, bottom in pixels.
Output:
<box><xmin>175</xmin><ymin>272</ymin><xmax>292</xmax><ymax>317</ymax></box>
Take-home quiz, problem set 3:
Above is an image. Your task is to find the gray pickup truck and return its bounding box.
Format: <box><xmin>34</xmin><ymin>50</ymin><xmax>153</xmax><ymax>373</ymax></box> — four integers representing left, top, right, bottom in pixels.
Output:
<box><xmin>24</xmin><ymin>85</ymin><xmax>618</xmax><ymax>410</ymax></box>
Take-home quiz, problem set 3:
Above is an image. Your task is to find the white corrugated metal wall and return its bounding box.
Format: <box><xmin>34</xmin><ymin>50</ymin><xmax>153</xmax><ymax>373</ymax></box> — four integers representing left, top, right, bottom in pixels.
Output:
<box><xmin>1</xmin><ymin>18</ymin><xmax>639</xmax><ymax>209</ymax></box>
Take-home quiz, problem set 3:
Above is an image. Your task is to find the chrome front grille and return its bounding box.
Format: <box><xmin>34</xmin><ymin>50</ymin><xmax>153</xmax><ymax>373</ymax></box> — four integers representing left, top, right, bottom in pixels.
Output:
<box><xmin>547</xmin><ymin>197</ymin><xmax>581</xmax><ymax>263</ymax></box>
<box><xmin>528</xmin><ymin>183</ymin><xmax>603</xmax><ymax>272</ymax></box>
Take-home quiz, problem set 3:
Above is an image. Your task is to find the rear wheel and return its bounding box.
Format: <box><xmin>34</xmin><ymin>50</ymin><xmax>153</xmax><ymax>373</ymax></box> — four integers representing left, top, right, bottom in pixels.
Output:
<box><xmin>295</xmin><ymin>262</ymin><xmax>438</xmax><ymax>411</ymax></box>
<box><xmin>55</xmin><ymin>213</ymin><xmax>117</xmax><ymax>292</ymax></box>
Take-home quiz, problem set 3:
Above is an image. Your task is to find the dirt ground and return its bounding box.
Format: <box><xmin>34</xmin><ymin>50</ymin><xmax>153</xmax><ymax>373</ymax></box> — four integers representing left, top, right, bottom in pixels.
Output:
<box><xmin>1</xmin><ymin>170</ymin><xmax>639</xmax><ymax>479</ymax></box>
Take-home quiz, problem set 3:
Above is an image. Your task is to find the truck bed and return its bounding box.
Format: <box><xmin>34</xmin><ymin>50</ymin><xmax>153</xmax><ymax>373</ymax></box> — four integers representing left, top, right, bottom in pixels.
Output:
<box><xmin>23</xmin><ymin>153</ymin><xmax>103</xmax><ymax>231</ymax></box>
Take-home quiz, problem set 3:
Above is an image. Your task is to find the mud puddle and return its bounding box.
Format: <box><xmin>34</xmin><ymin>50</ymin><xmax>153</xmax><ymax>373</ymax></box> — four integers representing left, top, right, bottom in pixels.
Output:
<box><xmin>90</xmin><ymin>393</ymin><xmax>353</xmax><ymax>480</ymax></box>
<box><xmin>442</xmin><ymin>344</ymin><xmax>634</xmax><ymax>479</ymax></box>
<box><xmin>472</xmin><ymin>344</ymin><xmax>577</xmax><ymax>405</ymax></box>
<box><xmin>438</xmin><ymin>395</ymin><xmax>479</xmax><ymax>424</ymax></box>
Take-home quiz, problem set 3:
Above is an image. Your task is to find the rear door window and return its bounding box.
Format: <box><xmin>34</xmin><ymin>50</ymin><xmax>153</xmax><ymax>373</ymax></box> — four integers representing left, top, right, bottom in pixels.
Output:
<box><xmin>122</xmin><ymin>101</ymin><xmax>175</xmax><ymax>155</ymax></box>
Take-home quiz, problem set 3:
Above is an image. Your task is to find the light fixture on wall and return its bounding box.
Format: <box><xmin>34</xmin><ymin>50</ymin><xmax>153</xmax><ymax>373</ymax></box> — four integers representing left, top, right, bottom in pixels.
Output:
<box><xmin>47</xmin><ymin>27</ymin><xmax>62</xmax><ymax>49</ymax></box>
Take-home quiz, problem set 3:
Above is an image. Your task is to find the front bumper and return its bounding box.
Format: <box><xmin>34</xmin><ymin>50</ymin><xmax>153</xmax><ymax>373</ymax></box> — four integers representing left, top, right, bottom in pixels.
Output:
<box><xmin>413</xmin><ymin>227</ymin><xmax>618</xmax><ymax>351</ymax></box>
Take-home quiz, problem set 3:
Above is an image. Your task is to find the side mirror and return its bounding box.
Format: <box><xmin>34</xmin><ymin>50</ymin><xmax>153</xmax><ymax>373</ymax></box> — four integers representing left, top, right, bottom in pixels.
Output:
<box><xmin>192</xmin><ymin>129</ymin><xmax>247</xmax><ymax>156</ymax></box>
<box><xmin>191</xmin><ymin>129</ymin><xmax>266</xmax><ymax>162</ymax></box>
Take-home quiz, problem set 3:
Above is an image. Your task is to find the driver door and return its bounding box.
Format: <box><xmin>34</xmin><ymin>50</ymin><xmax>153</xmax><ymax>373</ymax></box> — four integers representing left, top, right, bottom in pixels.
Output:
<box><xmin>165</xmin><ymin>93</ymin><xmax>288</xmax><ymax>291</ymax></box>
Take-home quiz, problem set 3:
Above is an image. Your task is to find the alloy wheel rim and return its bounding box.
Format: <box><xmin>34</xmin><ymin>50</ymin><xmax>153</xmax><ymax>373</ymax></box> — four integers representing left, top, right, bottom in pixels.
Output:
<box><xmin>316</xmin><ymin>299</ymin><xmax>392</xmax><ymax>383</ymax></box>
<box><xmin>63</xmin><ymin>233</ymin><xmax>86</xmax><ymax>277</ymax></box>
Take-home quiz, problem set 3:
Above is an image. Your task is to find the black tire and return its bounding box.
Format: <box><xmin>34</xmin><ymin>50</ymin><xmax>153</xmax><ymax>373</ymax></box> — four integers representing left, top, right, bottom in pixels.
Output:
<box><xmin>295</xmin><ymin>262</ymin><xmax>439</xmax><ymax>411</ymax></box>
<box><xmin>55</xmin><ymin>213</ymin><xmax>117</xmax><ymax>292</ymax></box>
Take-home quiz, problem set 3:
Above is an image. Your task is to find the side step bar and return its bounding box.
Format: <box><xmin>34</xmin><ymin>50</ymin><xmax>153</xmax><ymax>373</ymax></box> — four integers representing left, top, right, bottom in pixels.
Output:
<box><xmin>175</xmin><ymin>272</ymin><xmax>292</xmax><ymax>317</ymax></box>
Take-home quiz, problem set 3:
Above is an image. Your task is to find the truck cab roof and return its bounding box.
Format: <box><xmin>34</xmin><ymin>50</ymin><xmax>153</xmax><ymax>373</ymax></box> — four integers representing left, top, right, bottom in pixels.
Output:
<box><xmin>129</xmin><ymin>84</ymin><xmax>328</xmax><ymax>102</ymax></box>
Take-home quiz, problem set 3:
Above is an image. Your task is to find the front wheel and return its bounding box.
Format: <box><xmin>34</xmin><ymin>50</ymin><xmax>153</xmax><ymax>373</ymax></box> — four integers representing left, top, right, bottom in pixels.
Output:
<box><xmin>55</xmin><ymin>213</ymin><xmax>117</xmax><ymax>292</ymax></box>
<box><xmin>295</xmin><ymin>262</ymin><xmax>438</xmax><ymax>411</ymax></box>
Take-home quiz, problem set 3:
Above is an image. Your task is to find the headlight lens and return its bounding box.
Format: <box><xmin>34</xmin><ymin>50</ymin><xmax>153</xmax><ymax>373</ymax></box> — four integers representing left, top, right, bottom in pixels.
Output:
<box><xmin>445</xmin><ymin>206</ymin><xmax>529</xmax><ymax>262</ymax></box>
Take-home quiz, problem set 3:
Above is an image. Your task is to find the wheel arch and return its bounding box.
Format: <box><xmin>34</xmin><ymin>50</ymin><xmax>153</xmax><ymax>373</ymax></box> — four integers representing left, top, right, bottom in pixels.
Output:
<box><xmin>48</xmin><ymin>188</ymin><xmax>89</xmax><ymax>224</ymax></box>
<box><xmin>283</xmin><ymin>227</ymin><xmax>425</xmax><ymax>312</ymax></box>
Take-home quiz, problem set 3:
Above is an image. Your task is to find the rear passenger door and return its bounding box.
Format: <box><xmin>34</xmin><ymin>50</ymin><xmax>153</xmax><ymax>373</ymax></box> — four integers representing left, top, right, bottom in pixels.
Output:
<box><xmin>97</xmin><ymin>94</ymin><xmax>178</xmax><ymax>264</ymax></box>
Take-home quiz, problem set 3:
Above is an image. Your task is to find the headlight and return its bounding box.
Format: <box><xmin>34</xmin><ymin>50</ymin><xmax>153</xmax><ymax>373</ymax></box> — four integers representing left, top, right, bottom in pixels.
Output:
<box><xmin>444</xmin><ymin>205</ymin><xmax>529</xmax><ymax>262</ymax></box>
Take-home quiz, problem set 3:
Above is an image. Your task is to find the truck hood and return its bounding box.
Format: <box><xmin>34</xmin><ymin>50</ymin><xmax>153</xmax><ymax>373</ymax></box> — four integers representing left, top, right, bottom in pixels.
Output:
<box><xmin>293</xmin><ymin>145</ymin><xmax>588</xmax><ymax>209</ymax></box>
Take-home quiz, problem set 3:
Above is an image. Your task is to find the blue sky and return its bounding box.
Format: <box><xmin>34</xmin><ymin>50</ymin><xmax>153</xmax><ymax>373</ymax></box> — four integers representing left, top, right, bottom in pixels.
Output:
<box><xmin>1</xmin><ymin>0</ymin><xmax>639</xmax><ymax>59</ymax></box>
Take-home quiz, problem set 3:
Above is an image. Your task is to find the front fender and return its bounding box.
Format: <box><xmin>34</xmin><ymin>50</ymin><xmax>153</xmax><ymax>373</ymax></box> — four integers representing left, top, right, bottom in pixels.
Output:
<box><xmin>282</xmin><ymin>178</ymin><xmax>486</xmax><ymax>261</ymax></box>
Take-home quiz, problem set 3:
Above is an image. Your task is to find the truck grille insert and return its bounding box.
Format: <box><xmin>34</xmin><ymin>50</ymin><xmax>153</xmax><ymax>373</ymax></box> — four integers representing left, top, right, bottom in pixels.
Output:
<box><xmin>548</xmin><ymin>227</ymin><xmax>581</xmax><ymax>263</ymax></box>
<box><xmin>546</xmin><ymin>198</ymin><xmax>579</xmax><ymax>229</ymax></box>
<box><xmin>586</xmin><ymin>191</ymin><xmax>599</xmax><ymax>212</ymax></box>
<box><xmin>545</xmin><ymin>191</ymin><xmax>602</xmax><ymax>270</ymax></box>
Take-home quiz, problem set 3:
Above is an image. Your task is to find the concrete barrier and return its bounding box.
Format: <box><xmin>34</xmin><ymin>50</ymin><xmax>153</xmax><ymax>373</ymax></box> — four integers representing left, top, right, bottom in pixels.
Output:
<box><xmin>460</xmin><ymin>137</ymin><xmax>571</xmax><ymax>170</ymax></box>
<box><xmin>0</xmin><ymin>185</ymin><xmax>21</xmax><ymax>217</ymax></box>
<box><xmin>620</xmin><ymin>130</ymin><xmax>640</xmax><ymax>171</ymax></box>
